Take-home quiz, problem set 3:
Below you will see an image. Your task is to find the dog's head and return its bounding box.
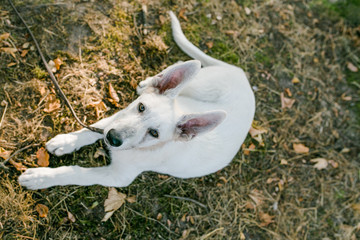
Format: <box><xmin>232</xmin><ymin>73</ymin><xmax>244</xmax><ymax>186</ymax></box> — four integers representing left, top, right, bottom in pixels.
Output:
<box><xmin>104</xmin><ymin>60</ymin><xmax>226</xmax><ymax>150</ymax></box>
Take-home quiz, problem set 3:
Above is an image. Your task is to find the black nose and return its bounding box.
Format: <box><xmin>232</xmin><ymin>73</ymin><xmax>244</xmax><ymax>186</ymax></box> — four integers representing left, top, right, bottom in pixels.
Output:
<box><xmin>106</xmin><ymin>129</ymin><xmax>123</xmax><ymax>147</ymax></box>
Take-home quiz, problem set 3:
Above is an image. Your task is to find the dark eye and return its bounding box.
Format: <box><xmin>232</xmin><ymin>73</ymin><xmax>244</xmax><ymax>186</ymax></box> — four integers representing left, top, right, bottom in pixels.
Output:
<box><xmin>138</xmin><ymin>103</ymin><xmax>145</xmax><ymax>113</ymax></box>
<box><xmin>148</xmin><ymin>129</ymin><xmax>159</xmax><ymax>138</ymax></box>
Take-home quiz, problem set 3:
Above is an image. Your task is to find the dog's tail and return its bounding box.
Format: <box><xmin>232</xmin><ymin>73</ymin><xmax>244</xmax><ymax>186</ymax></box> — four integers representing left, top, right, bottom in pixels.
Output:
<box><xmin>169</xmin><ymin>11</ymin><xmax>230</xmax><ymax>67</ymax></box>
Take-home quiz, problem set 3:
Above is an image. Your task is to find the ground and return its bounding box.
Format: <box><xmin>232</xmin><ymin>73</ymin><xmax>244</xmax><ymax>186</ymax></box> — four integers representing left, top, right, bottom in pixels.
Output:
<box><xmin>0</xmin><ymin>0</ymin><xmax>359</xmax><ymax>239</ymax></box>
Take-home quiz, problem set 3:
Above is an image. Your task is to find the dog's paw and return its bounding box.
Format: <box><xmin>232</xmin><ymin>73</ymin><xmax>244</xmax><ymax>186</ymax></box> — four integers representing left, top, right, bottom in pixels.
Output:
<box><xmin>46</xmin><ymin>133</ymin><xmax>80</xmax><ymax>156</ymax></box>
<box><xmin>19</xmin><ymin>168</ymin><xmax>54</xmax><ymax>190</ymax></box>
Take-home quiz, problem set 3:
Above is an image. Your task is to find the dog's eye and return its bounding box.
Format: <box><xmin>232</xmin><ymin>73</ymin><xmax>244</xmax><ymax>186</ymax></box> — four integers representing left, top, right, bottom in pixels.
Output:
<box><xmin>138</xmin><ymin>103</ymin><xmax>145</xmax><ymax>113</ymax></box>
<box><xmin>148</xmin><ymin>129</ymin><xmax>159</xmax><ymax>138</ymax></box>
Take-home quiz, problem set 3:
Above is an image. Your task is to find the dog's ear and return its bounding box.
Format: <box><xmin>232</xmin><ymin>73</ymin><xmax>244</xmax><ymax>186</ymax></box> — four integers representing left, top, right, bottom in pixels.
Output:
<box><xmin>153</xmin><ymin>60</ymin><xmax>201</xmax><ymax>98</ymax></box>
<box><xmin>176</xmin><ymin>110</ymin><xmax>226</xmax><ymax>141</ymax></box>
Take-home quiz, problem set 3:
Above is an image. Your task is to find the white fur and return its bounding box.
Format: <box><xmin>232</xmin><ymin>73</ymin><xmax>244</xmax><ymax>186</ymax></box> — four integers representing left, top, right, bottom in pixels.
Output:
<box><xmin>19</xmin><ymin>11</ymin><xmax>255</xmax><ymax>190</ymax></box>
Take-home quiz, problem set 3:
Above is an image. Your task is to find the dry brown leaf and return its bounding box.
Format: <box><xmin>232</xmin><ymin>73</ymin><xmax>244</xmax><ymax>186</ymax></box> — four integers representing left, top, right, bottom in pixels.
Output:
<box><xmin>178</xmin><ymin>8</ymin><xmax>188</xmax><ymax>21</ymax></box>
<box><xmin>0</xmin><ymin>147</ymin><xmax>12</xmax><ymax>159</ymax></box>
<box><xmin>35</xmin><ymin>204</ymin><xmax>49</xmax><ymax>218</ymax></box>
<box><xmin>310</xmin><ymin>158</ymin><xmax>328</xmax><ymax>170</ymax></box>
<box><xmin>244</xmin><ymin>7</ymin><xmax>252</xmax><ymax>15</ymax></box>
<box><xmin>88</xmin><ymin>101</ymin><xmax>108</xmax><ymax>119</ymax></box>
<box><xmin>351</xmin><ymin>203</ymin><xmax>360</xmax><ymax>214</ymax></box>
<box><xmin>156</xmin><ymin>213</ymin><xmax>163</xmax><ymax>221</ymax></box>
<box><xmin>20</xmin><ymin>49</ymin><xmax>29</xmax><ymax>57</ymax></box>
<box><xmin>181</xmin><ymin>213</ymin><xmax>187</xmax><ymax>222</ymax></box>
<box><xmin>249</xmin><ymin>189</ymin><xmax>265</xmax><ymax>208</ymax></box>
<box><xmin>259</xmin><ymin>212</ymin><xmax>275</xmax><ymax>227</ymax></box>
<box><xmin>102</xmin><ymin>187</ymin><xmax>127</xmax><ymax>222</ymax></box>
<box><xmin>292</xmin><ymin>77</ymin><xmax>300</xmax><ymax>84</ymax></box>
<box><xmin>36</xmin><ymin>147</ymin><xmax>50</xmax><ymax>167</ymax></box>
<box><xmin>281</xmin><ymin>92</ymin><xmax>295</xmax><ymax>109</ymax></box>
<box><xmin>341</xmin><ymin>93</ymin><xmax>352</xmax><ymax>101</ymax></box>
<box><xmin>347</xmin><ymin>62</ymin><xmax>358</xmax><ymax>72</ymax></box>
<box><xmin>1</xmin><ymin>47</ymin><xmax>17</xmax><ymax>58</ymax></box>
<box><xmin>22</xmin><ymin>42</ymin><xmax>30</xmax><ymax>49</ymax></box>
<box><xmin>280</xmin><ymin>159</ymin><xmax>288</xmax><ymax>165</ymax></box>
<box><xmin>293</xmin><ymin>143</ymin><xmax>309</xmax><ymax>154</ymax></box>
<box><xmin>249</xmin><ymin>122</ymin><xmax>268</xmax><ymax>145</ymax></box>
<box><xmin>44</xmin><ymin>94</ymin><xmax>61</xmax><ymax>113</ymax></box>
<box><xmin>47</xmin><ymin>60</ymin><xmax>57</xmax><ymax>73</ymax></box>
<box><xmin>328</xmin><ymin>160</ymin><xmax>339</xmax><ymax>168</ymax></box>
<box><xmin>67</xmin><ymin>211</ymin><xmax>76</xmax><ymax>223</ymax></box>
<box><xmin>53</xmin><ymin>57</ymin><xmax>63</xmax><ymax>71</ymax></box>
<box><xmin>205</xmin><ymin>41</ymin><xmax>214</xmax><ymax>49</ymax></box>
<box><xmin>0</xmin><ymin>32</ymin><xmax>10</xmax><ymax>40</ymax></box>
<box><xmin>108</xmin><ymin>83</ymin><xmax>120</xmax><ymax>103</ymax></box>
<box><xmin>284</xmin><ymin>88</ymin><xmax>292</xmax><ymax>97</ymax></box>
<box><xmin>9</xmin><ymin>159</ymin><xmax>27</xmax><ymax>171</ymax></box>
<box><xmin>7</xmin><ymin>62</ymin><xmax>16</xmax><ymax>67</ymax></box>
<box><xmin>126</xmin><ymin>195</ymin><xmax>136</xmax><ymax>203</ymax></box>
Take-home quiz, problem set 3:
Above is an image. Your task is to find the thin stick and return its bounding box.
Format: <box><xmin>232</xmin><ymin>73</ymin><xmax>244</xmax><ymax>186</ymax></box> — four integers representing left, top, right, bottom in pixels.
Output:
<box><xmin>0</xmin><ymin>143</ymin><xmax>40</xmax><ymax>169</ymax></box>
<box><xmin>164</xmin><ymin>194</ymin><xmax>208</xmax><ymax>209</ymax></box>
<box><xmin>7</xmin><ymin>0</ymin><xmax>103</xmax><ymax>134</ymax></box>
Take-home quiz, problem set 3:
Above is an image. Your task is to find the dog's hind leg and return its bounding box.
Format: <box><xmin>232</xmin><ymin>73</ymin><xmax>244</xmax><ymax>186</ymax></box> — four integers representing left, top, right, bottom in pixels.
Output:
<box><xmin>19</xmin><ymin>164</ymin><xmax>138</xmax><ymax>189</ymax></box>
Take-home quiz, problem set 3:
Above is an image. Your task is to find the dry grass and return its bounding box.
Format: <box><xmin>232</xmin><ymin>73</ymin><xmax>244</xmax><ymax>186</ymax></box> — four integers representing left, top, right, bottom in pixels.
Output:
<box><xmin>0</xmin><ymin>0</ymin><xmax>359</xmax><ymax>239</ymax></box>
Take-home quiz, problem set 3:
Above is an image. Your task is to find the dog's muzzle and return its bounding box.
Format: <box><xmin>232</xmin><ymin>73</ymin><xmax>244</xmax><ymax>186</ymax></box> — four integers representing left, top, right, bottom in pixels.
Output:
<box><xmin>106</xmin><ymin>129</ymin><xmax>123</xmax><ymax>147</ymax></box>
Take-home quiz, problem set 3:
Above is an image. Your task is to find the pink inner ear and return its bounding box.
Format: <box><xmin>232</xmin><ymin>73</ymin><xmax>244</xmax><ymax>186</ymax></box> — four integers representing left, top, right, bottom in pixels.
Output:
<box><xmin>157</xmin><ymin>69</ymin><xmax>184</xmax><ymax>94</ymax></box>
<box><xmin>178</xmin><ymin>118</ymin><xmax>210</xmax><ymax>137</ymax></box>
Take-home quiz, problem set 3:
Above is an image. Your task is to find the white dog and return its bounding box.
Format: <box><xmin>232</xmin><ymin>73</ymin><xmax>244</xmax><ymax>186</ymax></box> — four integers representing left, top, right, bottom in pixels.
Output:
<box><xmin>19</xmin><ymin>11</ymin><xmax>255</xmax><ymax>189</ymax></box>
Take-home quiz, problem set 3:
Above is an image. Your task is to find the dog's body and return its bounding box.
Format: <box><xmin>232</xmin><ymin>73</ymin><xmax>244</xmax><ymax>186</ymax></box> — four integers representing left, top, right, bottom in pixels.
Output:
<box><xmin>19</xmin><ymin>11</ymin><xmax>255</xmax><ymax>190</ymax></box>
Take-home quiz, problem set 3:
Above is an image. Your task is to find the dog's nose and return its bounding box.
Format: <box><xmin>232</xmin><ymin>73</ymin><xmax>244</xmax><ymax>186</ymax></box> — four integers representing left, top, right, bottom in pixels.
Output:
<box><xmin>106</xmin><ymin>129</ymin><xmax>123</xmax><ymax>147</ymax></box>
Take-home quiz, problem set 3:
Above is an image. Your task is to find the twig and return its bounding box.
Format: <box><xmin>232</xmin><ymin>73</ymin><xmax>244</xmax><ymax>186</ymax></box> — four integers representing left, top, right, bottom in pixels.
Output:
<box><xmin>164</xmin><ymin>194</ymin><xmax>208</xmax><ymax>209</ymax></box>
<box><xmin>0</xmin><ymin>143</ymin><xmax>40</xmax><ymax>170</ymax></box>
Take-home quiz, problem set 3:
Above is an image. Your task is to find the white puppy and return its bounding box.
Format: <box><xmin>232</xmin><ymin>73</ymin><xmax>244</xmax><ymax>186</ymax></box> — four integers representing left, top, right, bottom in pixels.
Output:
<box><xmin>19</xmin><ymin>11</ymin><xmax>255</xmax><ymax>189</ymax></box>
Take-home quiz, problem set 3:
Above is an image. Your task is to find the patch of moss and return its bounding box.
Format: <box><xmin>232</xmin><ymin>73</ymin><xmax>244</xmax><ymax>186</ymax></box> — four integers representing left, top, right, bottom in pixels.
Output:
<box><xmin>31</xmin><ymin>65</ymin><xmax>48</xmax><ymax>79</ymax></box>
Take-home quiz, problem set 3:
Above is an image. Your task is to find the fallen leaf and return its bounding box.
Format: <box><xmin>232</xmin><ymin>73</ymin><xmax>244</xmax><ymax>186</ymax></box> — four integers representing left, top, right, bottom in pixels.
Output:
<box><xmin>188</xmin><ymin>215</ymin><xmax>195</xmax><ymax>224</ymax></box>
<box><xmin>88</xmin><ymin>101</ymin><xmax>108</xmax><ymax>119</ymax></box>
<box><xmin>156</xmin><ymin>213</ymin><xmax>163</xmax><ymax>221</ymax></box>
<box><xmin>22</xmin><ymin>42</ymin><xmax>30</xmax><ymax>49</ymax></box>
<box><xmin>181</xmin><ymin>213</ymin><xmax>187</xmax><ymax>222</ymax></box>
<box><xmin>178</xmin><ymin>8</ymin><xmax>188</xmax><ymax>21</ymax></box>
<box><xmin>102</xmin><ymin>188</ymin><xmax>127</xmax><ymax>222</ymax></box>
<box><xmin>291</xmin><ymin>77</ymin><xmax>300</xmax><ymax>84</ymax></box>
<box><xmin>293</xmin><ymin>143</ymin><xmax>309</xmax><ymax>154</ymax></box>
<box><xmin>281</xmin><ymin>92</ymin><xmax>295</xmax><ymax>109</ymax></box>
<box><xmin>0</xmin><ymin>32</ymin><xmax>10</xmax><ymax>40</ymax></box>
<box><xmin>1</xmin><ymin>47</ymin><xmax>17</xmax><ymax>58</ymax></box>
<box><xmin>47</xmin><ymin>60</ymin><xmax>57</xmax><ymax>73</ymax></box>
<box><xmin>126</xmin><ymin>195</ymin><xmax>136</xmax><ymax>203</ymax></box>
<box><xmin>351</xmin><ymin>203</ymin><xmax>360</xmax><ymax>214</ymax></box>
<box><xmin>144</xmin><ymin>34</ymin><xmax>168</xmax><ymax>51</ymax></box>
<box><xmin>9</xmin><ymin>159</ymin><xmax>27</xmax><ymax>171</ymax></box>
<box><xmin>35</xmin><ymin>204</ymin><xmax>49</xmax><ymax>218</ymax></box>
<box><xmin>280</xmin><ymin>159</ymin><xmax>288</xmax><ymax>165</ymax></box>
<box><xmin>284</xmin><ymin>88</ymin><xmax>292</xmax><ymax>97</ymax></box>
<box><xmin>259</xmin><ymin>212</ymin><xmax>275</xmax><ymax>227</ymax></box>
<box><xmin>53</xmin><ymin>58</ymin><xmax>63</xmax><ymax>71</ymax></box>
<box><xmin>44</xmin><ymin>94</ymin><xmax>61</xmax><ymax>113</ymax></box>
<box><xmin>249</xmin><ymin>189</ymin><xmax>265</xmax><ymax>208</ymax></box>
<box><xmin>108</xmin><ymin>83</ymin><xmax>120</xmax><ymax>103</ymax></box>
<box><xmin>328</xmin><ymin>160</ymin><xmax>339</xmax><ymax>168</ymax></box>
<box><xmin>36</xmin><ymin>147</ymin><xmax>50</xmax><ymax>167</ymax></box>
<box><xmin>249</xmin><ymin>122</ymin><xmax>268</xmax><ymax>137</ymax></box>
<box><xmin>244</xmin><ymin>7</ymin><xmax>251</xmax><ymax>15</ymax></box>
<box><xmin>313</xmin><ymin>57</ymin><xmax>319</xmax><ymax>63</ymax></box>
<box><xmin>205</xmin><ymin>41</ymin><xmax>214</xmax><ymax>49</ymax></box>
<box><xmin>341</xmin><ymin>93</ymin><xmax>352</xmax><ymax>101</ymax></box>
<box><xmin>7</xmin><ymin>62</ymin><xmax>16</xmax><ymax>67</ymax></box>
<box><xmin>67</xmin><ymin>211</ymin><xmax>76</xmax><ymax>223</ymax></box>
<box><xmin>310</xmin><ymin>158</ymin><xmax>328</xmax><ymax>170</ymax></box>
<box><xmin>0</xmin><ymin>147</ymin><xmax>12</xmax><ymax>159</ymax></box>
<box><xmin>347</xmin><ymin>62</ymin><xmax>358</xmax><ymax>72</ymax></box>
<box><xmin>20</xmin><ymin>49</ymin><xmax>29</xmax><ymax>57</ymax></box>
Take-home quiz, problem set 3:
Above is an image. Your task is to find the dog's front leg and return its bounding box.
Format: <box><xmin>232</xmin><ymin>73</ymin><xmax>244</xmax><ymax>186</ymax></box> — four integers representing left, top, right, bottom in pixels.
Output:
<box><xmin>19</xmin><ymin>165</ymin><xmax>137</xmax><ymax>189</ymax></box>
<box><xmin>46</xmin><ymin>113</ymin><xmax>118</xmax><ymax>156</ymax></box>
